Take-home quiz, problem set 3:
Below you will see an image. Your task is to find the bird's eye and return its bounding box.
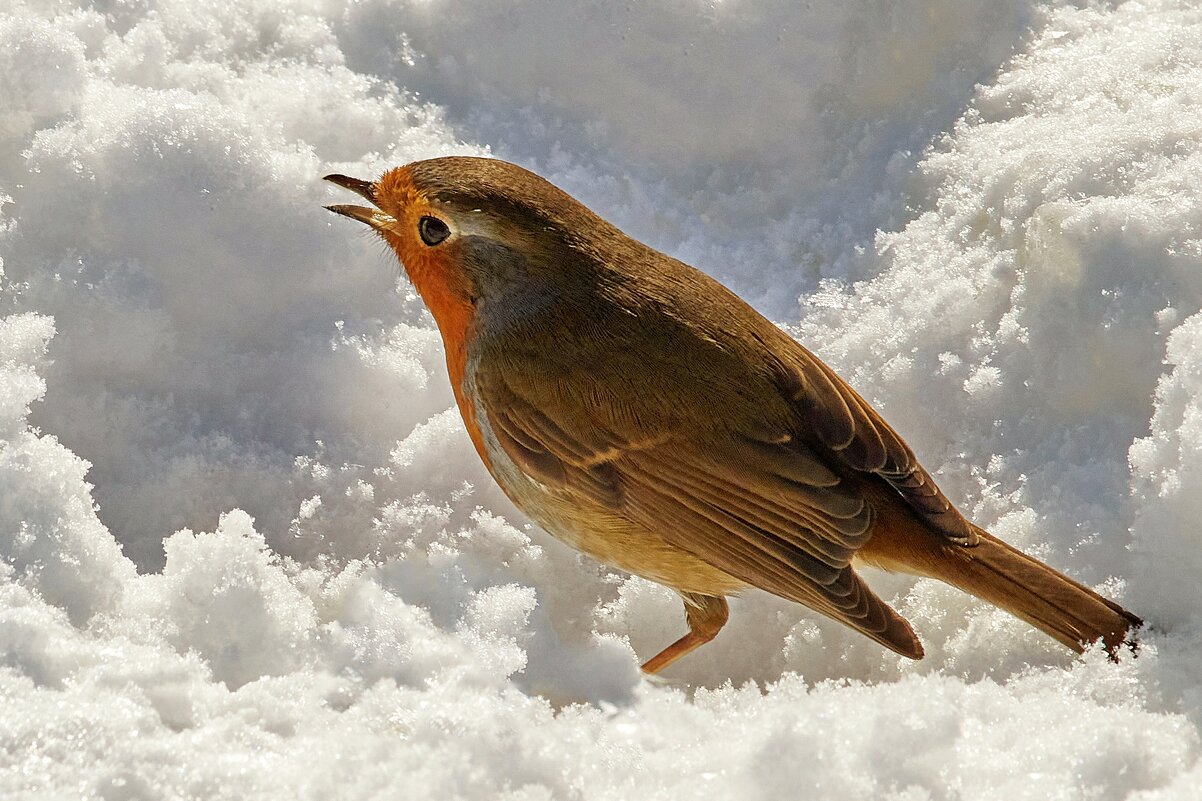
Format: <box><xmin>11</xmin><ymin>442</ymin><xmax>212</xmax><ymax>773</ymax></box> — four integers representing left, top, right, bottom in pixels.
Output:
<box><xmin>418</xmin><ymin>216</ymin><xmax>451</xmax><ymax>246</ymax></box>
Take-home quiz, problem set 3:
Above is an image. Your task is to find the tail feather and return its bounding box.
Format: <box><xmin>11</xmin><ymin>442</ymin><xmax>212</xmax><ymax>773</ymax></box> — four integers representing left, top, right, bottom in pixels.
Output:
<box><xmin>940</xmin><ymin>526</ymin><xmax>1141</xmax><ymax>654</ymax></box>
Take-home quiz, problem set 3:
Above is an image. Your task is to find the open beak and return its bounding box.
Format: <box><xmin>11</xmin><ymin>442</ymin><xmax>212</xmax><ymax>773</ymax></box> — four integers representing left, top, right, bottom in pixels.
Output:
<box><xmin>323</xmin><ymin>174</ymin><xmax>394</xmax><ymax>230</ymax></box>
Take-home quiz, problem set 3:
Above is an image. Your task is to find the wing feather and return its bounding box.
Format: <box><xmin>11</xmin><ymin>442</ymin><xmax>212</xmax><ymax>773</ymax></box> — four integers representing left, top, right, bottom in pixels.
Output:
<box><xmin>778</xmin><ymin>353</ymin><xmax>977</xmax><ymax>545</ymax></box>
<box><xmin>475</xmin><ymin>364</ymin><xmax>923</xmax><ymax>658</ymax></box>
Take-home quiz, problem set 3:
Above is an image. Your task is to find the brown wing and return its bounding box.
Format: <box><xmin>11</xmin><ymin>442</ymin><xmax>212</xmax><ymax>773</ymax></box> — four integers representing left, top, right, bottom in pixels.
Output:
<box><xmin>478</xmin><ymin>366</ymin><xmax>924</xmax><ymax>659</ymax></box>
<box><xmin>770</xmin><ymin>350</ymin><xmax>977</xmax><ymax>546</ymax></box>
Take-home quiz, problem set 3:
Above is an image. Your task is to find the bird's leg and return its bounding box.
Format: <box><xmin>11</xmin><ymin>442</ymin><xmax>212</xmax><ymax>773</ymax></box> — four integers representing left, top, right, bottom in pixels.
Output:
<box><xmin>640</xmin><ymin>593</ymin><xmax>729</xmax><ymax>674</ymax></box>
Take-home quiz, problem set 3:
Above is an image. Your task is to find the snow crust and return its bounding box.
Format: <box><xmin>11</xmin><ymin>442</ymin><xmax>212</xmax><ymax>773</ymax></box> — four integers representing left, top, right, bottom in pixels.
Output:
<box><xmin>2</xmin><ymin>0</ymin><xmax>1201</xmax><ymax>798</ymax></box>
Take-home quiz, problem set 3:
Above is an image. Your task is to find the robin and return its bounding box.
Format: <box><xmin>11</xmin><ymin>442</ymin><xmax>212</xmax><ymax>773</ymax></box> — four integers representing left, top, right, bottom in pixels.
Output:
<box><xmin>324</xmin><ymin>157</ymin><xmax>1140</xmax><ymax>674</ymax></box>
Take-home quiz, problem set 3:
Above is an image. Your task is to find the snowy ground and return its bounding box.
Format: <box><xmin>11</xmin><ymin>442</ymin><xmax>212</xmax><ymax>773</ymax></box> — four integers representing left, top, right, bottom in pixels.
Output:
<box><xmin>2</xmin><ymin>0</ymin><xmax>1202</xmax><ymax>798</ymax></box>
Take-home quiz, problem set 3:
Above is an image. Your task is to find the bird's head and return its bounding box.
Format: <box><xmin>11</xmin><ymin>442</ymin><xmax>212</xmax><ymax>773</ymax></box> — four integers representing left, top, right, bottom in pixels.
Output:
<box><xmin>324</xmin><ymin>157</ymin><xmax>619</xmax><ymax>338</ymax></box>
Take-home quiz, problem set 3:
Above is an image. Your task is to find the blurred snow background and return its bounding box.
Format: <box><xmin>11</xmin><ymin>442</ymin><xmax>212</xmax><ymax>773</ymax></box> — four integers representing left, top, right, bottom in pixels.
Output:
<box><xmin>1</xmin><ymin>0</ymin><xmax>1202</xmax><ymax>797</ymax></box>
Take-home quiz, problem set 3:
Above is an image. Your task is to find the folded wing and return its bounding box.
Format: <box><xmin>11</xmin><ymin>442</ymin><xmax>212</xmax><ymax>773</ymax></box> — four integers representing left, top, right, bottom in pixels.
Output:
<box><xmin>478</xmin><ymin>363</ymin><xmax>925</xmax><ymax>658</ymax></box>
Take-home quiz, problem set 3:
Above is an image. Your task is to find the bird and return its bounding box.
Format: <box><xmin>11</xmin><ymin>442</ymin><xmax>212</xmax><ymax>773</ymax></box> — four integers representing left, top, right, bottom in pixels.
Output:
<box><xmin>324</xmin><ymin>157</ymin><xmax>1140</xmax><ymax>674</ymax></box>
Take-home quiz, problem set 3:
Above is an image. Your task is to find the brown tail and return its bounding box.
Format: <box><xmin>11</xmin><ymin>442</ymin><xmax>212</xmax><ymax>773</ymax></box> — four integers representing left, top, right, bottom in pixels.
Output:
<box><xmin>936</xmin><ymin>526</ymin><xmax>1141</xmax><ymax>654</ymax></box>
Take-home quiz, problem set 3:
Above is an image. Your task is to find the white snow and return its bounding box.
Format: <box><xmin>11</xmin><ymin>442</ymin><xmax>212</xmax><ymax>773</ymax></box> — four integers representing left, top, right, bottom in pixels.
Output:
<box><xmin>1</xmin><ymin>0</ymin><xmax>1201</xmax><ymax>798</ymax></box>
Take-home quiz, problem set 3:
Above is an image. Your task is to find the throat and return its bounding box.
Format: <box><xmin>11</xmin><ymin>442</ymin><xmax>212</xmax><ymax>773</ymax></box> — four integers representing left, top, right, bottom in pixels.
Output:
<box><xmin>418</xmin><ymin>287</ymin><xmax>490</xmax><ymax>470</ymax></box>
<box><xmin>395</xmin><ymin>248</ymin><xmax>488</xmax><ymax>468</ymax></box>
<box><xmin>402</xmin><ymin>256</ymin><xmax>477</xmax><ymax>387</ymax></box>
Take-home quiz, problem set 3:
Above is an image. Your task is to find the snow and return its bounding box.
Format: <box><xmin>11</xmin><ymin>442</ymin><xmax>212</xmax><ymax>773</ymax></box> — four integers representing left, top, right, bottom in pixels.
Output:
<box><xmin>1</xmin><ymin>0</ymin><xmax>1201</xmax><ymax>798</ymax></box>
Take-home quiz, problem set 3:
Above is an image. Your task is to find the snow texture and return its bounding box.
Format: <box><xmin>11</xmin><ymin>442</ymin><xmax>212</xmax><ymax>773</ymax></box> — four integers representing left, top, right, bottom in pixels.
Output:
<box><xmin>1</xmin><ymin>0</ymin><xmax>1201</xmax><ymax>798</ymax></box>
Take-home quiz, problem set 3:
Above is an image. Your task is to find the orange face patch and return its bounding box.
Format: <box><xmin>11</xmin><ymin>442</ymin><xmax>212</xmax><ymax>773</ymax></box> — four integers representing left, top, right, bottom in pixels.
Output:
<box><xmin>373</xmin><ymin>167</ymin><xmax>489</xmax><ymax>467</ymax></box>
<box><xmin>374</xmin><ymin>167</ymin><xmax>473</xmax><ymax>325</ymax></box>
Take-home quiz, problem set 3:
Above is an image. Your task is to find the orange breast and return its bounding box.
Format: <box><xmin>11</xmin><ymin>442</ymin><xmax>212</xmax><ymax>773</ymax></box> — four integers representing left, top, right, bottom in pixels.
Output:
<box><xmin>445</xmin><ymin>328</ymin><xmax>492</xmax><ymax>473</ymax></box>
<box><xmin>411</xmin><ymin>255</ymin><xmax>491</xmax><ymax>471</ymax></box>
